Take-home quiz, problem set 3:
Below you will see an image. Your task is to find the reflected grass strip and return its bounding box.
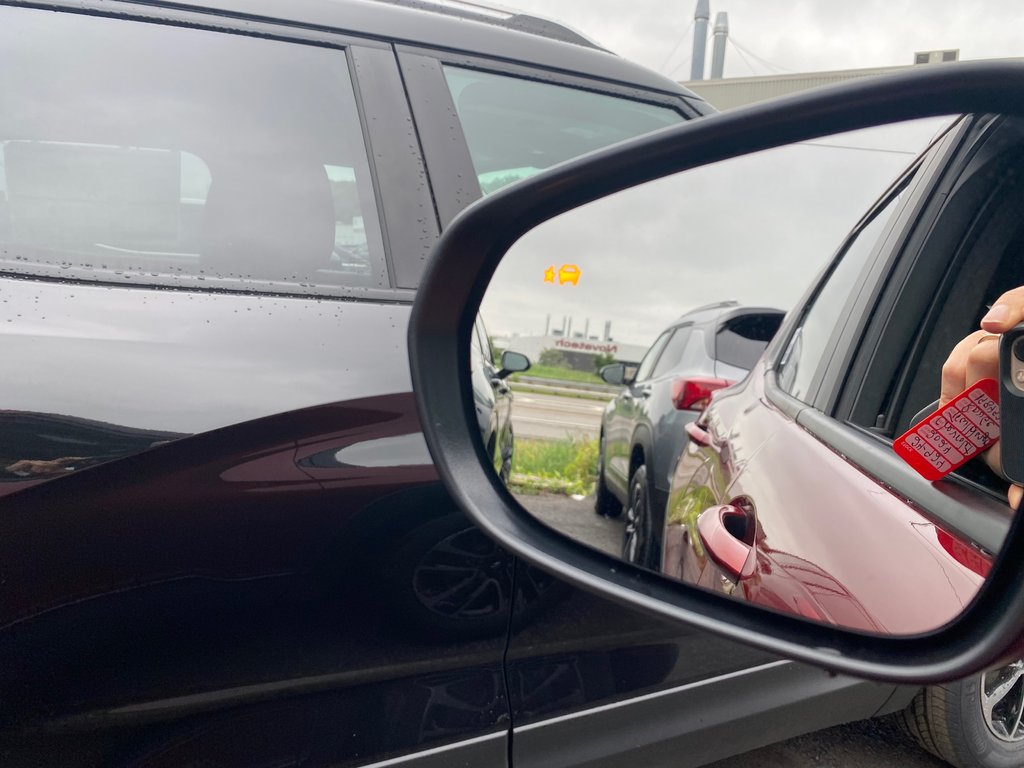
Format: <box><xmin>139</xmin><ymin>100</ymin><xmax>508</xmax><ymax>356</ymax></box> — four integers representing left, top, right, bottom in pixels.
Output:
<box><xmin>510</xmin><ymin>437</ymin><xmax>598</xmax><ymax>496</ymax></box>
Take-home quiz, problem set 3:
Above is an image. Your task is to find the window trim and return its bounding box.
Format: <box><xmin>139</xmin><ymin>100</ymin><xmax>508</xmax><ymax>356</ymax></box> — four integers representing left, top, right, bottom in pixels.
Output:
<box><xmin>397</xmin><ymin>43</ymin><xmax>699</xmax><ymax>235</ymax></box>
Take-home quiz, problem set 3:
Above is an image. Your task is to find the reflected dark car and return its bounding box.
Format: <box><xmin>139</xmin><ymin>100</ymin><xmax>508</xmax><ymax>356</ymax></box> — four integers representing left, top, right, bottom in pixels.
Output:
<box><xmin>470</xmin><ymin>315</ymin><xmax>530</xmax><ymax>483</ymax></box>
<box><xmin>595</xmin><ymin>301</ymin><xmax>783</xmax><ymax>567</ymax></box>
<box><xmin>0</xmin><ymin>1</ymin><xmax>976</xmax><ymax>766</ymax></box>
<box><xmin>664</xmin><ymin>113</ymin><xmax>1024</xmax><ymax>766</ymax></box>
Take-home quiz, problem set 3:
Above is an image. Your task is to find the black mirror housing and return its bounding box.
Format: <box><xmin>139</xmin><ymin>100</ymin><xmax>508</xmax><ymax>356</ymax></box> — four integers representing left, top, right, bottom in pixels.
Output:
<box><xmin>599</xmin><ymin>363</ymin><xmax>625</xmax><ymax>386</ymax></box>
<box><xmin>497</xmin><ymin>350</ymin><xmax>530</xmax><ymax>378</ymax></box>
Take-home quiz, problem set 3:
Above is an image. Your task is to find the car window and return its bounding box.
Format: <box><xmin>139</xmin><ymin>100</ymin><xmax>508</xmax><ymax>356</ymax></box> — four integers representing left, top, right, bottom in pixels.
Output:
<box><xmin>650</xmin><ymin>326</ymin><xmax>691</xmax><ymax>378</ymax></box>
<box><xmin>634</xmin><ymin>330</ymin><xmax>673</xmax><ymax>382</ymax></box>
<box><xmin>474</xmin><ymin>317</ymin><xmax>493</xmax><ymax>362</ymax></box>
<box><xmin>443</xmin><ymin>66</ymin><xmax>684</xmax><ymax>195</ymax></box>
<box><xmin>0</xmin><ymin>6</ymin><xmax>387</xmax><ymax>294</ymax></box>
<box><xmin>777</xmin><ymin>189</ymin><xmax>905</xmax><ymax>402</ymax></box>
<box><xmin>716</xmin><ymin>314</ymin><xmax>784</xmax><ymax>371</ymax></box>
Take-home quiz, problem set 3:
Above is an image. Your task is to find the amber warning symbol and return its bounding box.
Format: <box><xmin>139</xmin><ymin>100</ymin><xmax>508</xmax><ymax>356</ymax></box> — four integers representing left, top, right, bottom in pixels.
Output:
<box><xmin>544</xmin><ymin>264</ymin><xmax>581</xmax><ymax>286</ymax></box>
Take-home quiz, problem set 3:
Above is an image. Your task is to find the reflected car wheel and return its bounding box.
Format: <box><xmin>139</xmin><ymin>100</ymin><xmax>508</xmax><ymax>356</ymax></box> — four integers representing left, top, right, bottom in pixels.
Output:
<box><xmin>622</xmin><ymin>464</ymin><xmax>654</xmax><ymax>567</ymax></box>
<box><xmin>499</xmin><ymin>426</ymin><xmax>514</xmax><ymax>486</ymax></box>
<box><xmin>385</xmin><ymin>513</ymin><xmax>514</xmax><ymax>639</ymax></box>
<box><xmin>901</xmin><ymin>660</ymin><xmax>1024</xmax><ymax>767</ymax></box>
<box><xmin>594</xmin><ymin>433</ymin><xmax>623</xmax><ymax>518</ymax></box>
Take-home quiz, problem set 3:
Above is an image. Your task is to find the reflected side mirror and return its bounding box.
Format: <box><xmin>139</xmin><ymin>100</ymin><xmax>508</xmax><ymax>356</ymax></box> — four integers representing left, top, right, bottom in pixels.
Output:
<box><xmin>497</xmin><ymin>350</ymin><xmax>530</xmax><ymax>379</ymax></box>
<box><xmin>599</xmin><ymin>363</ymin><xmax>626</xmax><ymax>386</ymax></box>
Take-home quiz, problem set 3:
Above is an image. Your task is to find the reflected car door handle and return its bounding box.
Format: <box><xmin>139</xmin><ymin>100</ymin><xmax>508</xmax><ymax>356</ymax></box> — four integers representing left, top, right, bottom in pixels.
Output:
<box><xmin>635</xmin><ymin>386</ymin><xmax>651</xmax><ymax>398</ymax></box>
<box><xmin>490</xmin><ymin>377</ymin><xmax>510</xmax><ymax>394</ymax></box>
<box><xmin>697</xmin><ymin>504</ymin><xmax>754</xmax><ymax>580</ymax></box>
<box><xmin>684</xmin><ymin>421</ymin><xmax>710</xmax><ymax>446</ymax></box>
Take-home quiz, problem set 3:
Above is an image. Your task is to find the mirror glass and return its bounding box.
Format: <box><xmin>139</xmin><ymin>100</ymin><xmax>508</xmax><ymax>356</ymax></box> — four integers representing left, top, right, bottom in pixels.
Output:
<box><xmin>474</xmin><ymin>114</ymin><xmax>1024</xmax><ymax>635</ymax></box>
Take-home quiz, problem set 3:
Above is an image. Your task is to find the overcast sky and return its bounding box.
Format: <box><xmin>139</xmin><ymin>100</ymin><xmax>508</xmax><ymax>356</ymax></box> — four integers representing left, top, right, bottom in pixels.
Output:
<box><xmin>502</xmin><ymin>0</ymin><xmax>1024</xmax><ymax>79</ymax></box>
<box><xmin>476</xmin><ymin>1</ymin><xmax>1023</xmax><ymax>348</ymax></box>
<box><xmin>482</xmin><ymin>118</ymin><xmax>952</xmax><ymax>345</ymax></box>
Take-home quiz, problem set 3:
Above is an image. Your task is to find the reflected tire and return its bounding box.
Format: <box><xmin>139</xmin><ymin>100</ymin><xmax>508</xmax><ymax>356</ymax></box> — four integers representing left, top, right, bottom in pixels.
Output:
<box><xmin>622</xmin><ymin>464</ymin><xmax>656</xmax><ymax>568</ymax></box>
<box><xmin>384</xmin><ymin>512</ymin><xmax>514</xmax><ymax>640</ymax></box>
<box><xmin>594</xmin><ymin>433</ymin><xmax>622</xmax><ymax>518</ymax></box>
<box><xmin>900</xmin><ymin>662</ymin><xmax>1024</xmax><ymax>768</ymax></box>
<box><xmin>499</xmin><ymin>426</ymin><xmax>513</xmax><ymax>486</ymax></box>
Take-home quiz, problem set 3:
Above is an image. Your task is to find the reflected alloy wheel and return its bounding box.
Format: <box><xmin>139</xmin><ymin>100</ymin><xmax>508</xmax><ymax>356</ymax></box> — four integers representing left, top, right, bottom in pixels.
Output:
<box><xmin>622</xmin><ymin>465</ymin><xmax>649</xmax><ymax>564</ymax></box>
<box><xmin>412</xmin><ymin>525</ymin><xmax>512</xmax><ymax>621</ymax></box>
<box><xmin>499</xmin><ymin>426</ymin><xmax>514</xmax><ymax>486</ymax></box>
<box><xmin>981</xmin><ymin>660</ymin><xmax>1024</xmax><ymax>743</ymax></box>
<box><xmin>385</xmin><ymin>513</ymin><xmax>515</xmax><ymax>638</ymax></box>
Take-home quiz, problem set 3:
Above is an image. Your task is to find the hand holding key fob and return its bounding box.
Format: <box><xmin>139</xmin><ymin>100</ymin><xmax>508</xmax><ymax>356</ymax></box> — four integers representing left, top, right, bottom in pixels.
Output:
<box><xmin>999</xmin><ymin>323</ymin><xmax>1024</xmax><ymax>484</ymax></box>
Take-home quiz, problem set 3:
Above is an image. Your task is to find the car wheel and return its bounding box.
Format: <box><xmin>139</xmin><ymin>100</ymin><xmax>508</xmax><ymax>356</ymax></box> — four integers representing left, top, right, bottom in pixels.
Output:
<box><xmin>499</xmin><ymin>425</ymin><xmax>514</xmax><ymax>485</ymax></box>
<box><xmin>594</xmin><ymin>433</ymin><xmax>623</xmax><ymax>518</ymax></box>
<box><xmin>901</xmin><ymin>660</ymin><xmax>1024</xmax><ymax>767</ymax></box>
<box><xmin>622</xmin><ymin>464</ymin><xmax>656</xmax><ymax>568</ymax></box>
<box><xmin>384</xmin><ymin>512</ymin><xmax>515</xmax><ymax>639</ymax></box>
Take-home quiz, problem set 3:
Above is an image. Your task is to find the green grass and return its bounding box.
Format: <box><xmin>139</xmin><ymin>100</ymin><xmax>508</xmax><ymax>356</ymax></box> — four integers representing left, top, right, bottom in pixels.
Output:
<box><xmin>511</xmin><ymin>364</ymin><xmax>604</xmax><ymax>385</ymax></box>
<box><xmin>510</xmin><ymin>436</ymin><xmax>599</xmax><ymax>496</ymax></box>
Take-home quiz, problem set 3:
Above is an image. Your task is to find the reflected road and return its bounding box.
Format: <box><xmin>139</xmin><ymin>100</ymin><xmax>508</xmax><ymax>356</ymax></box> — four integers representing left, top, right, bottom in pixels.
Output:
<box><xmin>510</xmin><ymin>391</ymin><xmax>605</xmax><ymax>440</ymax></box>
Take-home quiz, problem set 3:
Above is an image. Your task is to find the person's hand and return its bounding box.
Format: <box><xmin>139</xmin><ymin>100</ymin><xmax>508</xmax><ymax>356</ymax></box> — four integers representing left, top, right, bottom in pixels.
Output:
<box><xmin>940</xmin><ymin>287</ymin><xmax>1024</xmax><ymax>508</ymax></box>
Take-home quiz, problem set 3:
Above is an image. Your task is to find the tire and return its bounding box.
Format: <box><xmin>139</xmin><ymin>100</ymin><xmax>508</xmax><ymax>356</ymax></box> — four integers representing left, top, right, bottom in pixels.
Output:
<box><xmin>383</xmin><ymin>512</ymin><xmax>515</xmax><ymax>639</ymax></box>
<box><xmin>900</xmin><ymin>661</ymin><xmax>1024</xmax><ymax>767</ymax></box>
<box><xmin>622</xmin><ymin>464</ymin><xmax>657</xmax><ymax>569</ymax></box>
<box><xmin>594</xmin><ymin>432</ymin><xmax>623</xmax><ymax>518</ymax></box>
<box><xmin>498</xmin><ymin>425</ymin><xmax>513</xmax><ymax>485</ymax></box>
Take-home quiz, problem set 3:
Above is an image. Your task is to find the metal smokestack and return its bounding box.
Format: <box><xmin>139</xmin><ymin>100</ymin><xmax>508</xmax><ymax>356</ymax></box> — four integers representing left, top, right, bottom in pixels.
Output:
<box><xmin>584</xmin><ymin>318</ymin><xmax>590</xmax><ymax>338</ymax></box>
<box><xmin>690</xmin><ymin>0</ymin><xmax>710</xmax><ymax>81</ymax></box>
<box><xmin>545</xmin><ymin>314</ymin><xmax>551</xmax><ymax>335</ymax></box>
<box><xmin>566</xmin><ymin>317</ymin><xmax>573</xmax><ymax>338</ymax></box>
<box><xmin>604</xmin><ymin>320</ymin><xmax>612</xmax><ymax>341</ymax></box>
<box><xmin>710</xmin><ymin>12</ymin><xmax>728</xmax><ymax>79</ymax></box>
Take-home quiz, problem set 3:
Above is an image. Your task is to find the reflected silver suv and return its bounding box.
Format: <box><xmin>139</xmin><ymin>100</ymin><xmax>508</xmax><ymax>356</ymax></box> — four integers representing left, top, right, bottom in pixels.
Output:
<box><xmin>595</xmin><ymin>300</ymin><xmax>784</xmax><ymax>567</ymax></box>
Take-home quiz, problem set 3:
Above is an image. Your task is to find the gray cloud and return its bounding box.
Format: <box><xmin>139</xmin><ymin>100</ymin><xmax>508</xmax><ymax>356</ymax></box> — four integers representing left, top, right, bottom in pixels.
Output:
<box><xmin>505</xmin><ymin>0</ymin><xmax>1024</xmax><ymax>78</ymax></box>
<box><xmin>481</xmin><ymin>118</ymin><xmax>950</xmax><ymax>347</ymax></box>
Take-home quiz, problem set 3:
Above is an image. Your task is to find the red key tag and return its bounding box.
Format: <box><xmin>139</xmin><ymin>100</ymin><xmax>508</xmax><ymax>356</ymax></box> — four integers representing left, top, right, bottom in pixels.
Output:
<box><xmin>894</xmin><ymin>378</ymin><xmax>1000</xmax><ymax>482</ymax></box>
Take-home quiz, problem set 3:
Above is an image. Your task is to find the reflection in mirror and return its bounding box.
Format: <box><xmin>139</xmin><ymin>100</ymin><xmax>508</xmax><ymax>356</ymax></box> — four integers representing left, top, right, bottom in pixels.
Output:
<box><xmin>475</xmin><ymin>114</ymin><xmax>1024</xmax><ymax>636</ymax></box>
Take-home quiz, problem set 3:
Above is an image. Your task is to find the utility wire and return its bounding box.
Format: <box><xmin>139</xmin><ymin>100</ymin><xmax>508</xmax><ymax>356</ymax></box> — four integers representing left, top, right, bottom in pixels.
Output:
<box><xmin>728</xmin><ymin>36</ymin><xmax>796</xmax><ymax>74</ymax></box>
<box><xmin>797</xmin><ymin>141</ymin><xmax>919</xmax><ymax>155</ymax></box>
<box><xmin>726</xmin><ymin>38</ymin><xmax>759</xmax><ymax>76</ymax></box>
<box><xmin>667</xmin><ymin>26</ymin><xmax>715</xmax><ymax>79</ymax></box>
<box><xmin>657</xmin><ymin>17</ymin><xmax>694</xmax><ymax>75</ymax></box>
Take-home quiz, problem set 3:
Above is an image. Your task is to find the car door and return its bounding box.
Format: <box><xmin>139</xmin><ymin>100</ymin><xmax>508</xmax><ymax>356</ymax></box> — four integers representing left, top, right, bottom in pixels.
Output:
<box><xmin>667</xmin><ymin>114</ymin><xmax>1014</xmax><ymax>632</ymax></box>
<box><xmin>0</xmin><ymin>7</ymin><xmax>512</xmax><ymax>766</ymax></box>
<box><xmin>604</xmin><ymin>329</ymin><xmax>673</xmax><ymax>494</ymax></box>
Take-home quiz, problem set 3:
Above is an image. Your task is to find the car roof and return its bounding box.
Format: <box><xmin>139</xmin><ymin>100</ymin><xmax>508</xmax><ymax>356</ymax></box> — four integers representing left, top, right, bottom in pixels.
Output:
<box><xmin>103</xmin><ymin>0</ymin><xmax>704</xmax><ymax>99</ymax></box>
<box><xmin>668</xmin><ymin>301</ymin><xmax>785</xmax><ymax>331</ymax></box>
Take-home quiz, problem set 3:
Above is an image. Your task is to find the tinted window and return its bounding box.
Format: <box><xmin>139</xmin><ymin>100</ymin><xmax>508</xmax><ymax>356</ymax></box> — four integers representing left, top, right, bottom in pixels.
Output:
<box><xmin>635</xmin><ymin>331</ymin><xmax>672</xmax><ymax>382</ymax></box>
<box><xmin>778</xmin><ymin>189</ymin><xmax>905</xmax><ymax>401</ymax></box>
<box><xmin>0</xmin><ymin>7</ymin><xmax>387</xmax><ymax>294</ymax></box>
<box><xmin>715</xmin><ymin>314</ymin><xmax>784</xmax><ymax>371</ymax></box>
<box><xmin>650</xmin><ymin>326</ymin><xmax>691</xmax><ymax>379</ymax></box>
<box><xmin>444</xmin><ymin>67</ymin><xmax>683</xmax><ymax>194</ymax></box>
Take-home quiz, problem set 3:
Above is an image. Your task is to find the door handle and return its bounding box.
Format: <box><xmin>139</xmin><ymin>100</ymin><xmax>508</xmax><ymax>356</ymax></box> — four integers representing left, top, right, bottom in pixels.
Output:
<box><xmin>684</xmin><ymin>421</ymin><xmax>710</xmax><ymax>446</ymax></box>
<box><xmin>636</xmin><ymin>386</ymin><xmax>651</xmax><ymax>398</ymax></box>
<box><xmin>697</xmin><ymin>504</ymin><xmax>754</xmax><ymax>580</ymax></box>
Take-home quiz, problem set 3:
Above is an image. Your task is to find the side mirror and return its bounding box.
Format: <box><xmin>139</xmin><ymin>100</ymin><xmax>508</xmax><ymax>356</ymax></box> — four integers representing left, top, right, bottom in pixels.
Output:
<box><xmin>599</xmin><ymin>363</ymin><xmax>626</xmax><ymax>386</ymax></box>
<box><xmin>409</xmin><ymin>62</ymin><xmax>1024</xmax><ymax>684</ymax></box>
<box><xmin>497</xmin><ymin>350</ymin><xmax>530</xmax><ymax>379</ymax></box>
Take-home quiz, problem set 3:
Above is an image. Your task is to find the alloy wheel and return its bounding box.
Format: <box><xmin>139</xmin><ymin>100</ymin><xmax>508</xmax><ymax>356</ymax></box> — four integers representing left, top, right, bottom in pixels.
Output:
<box><xmin>981</xmin><ymin>659</ymin><xmax>1024</xmax><ymax>742</ymax></box>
